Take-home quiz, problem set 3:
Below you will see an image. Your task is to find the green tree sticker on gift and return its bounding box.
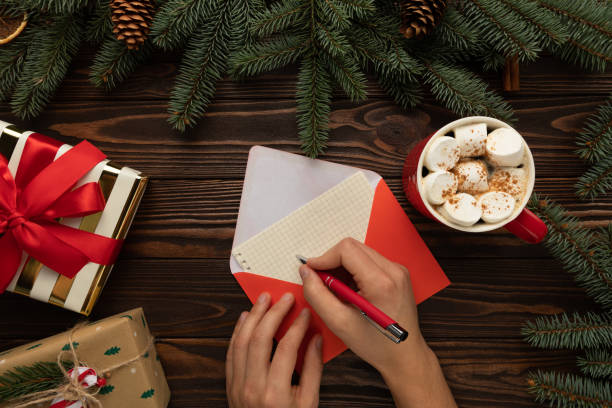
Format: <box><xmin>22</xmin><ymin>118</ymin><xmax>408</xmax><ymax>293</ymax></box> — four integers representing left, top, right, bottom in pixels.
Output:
<box><xmin>104</xmin><ymin>346</ymin><xmax>121</xmax><ymax>356</ymax></box>
<box><xmin>141</xmin><ymin>389</ymin><xmax>155</xmax><ymax>399</ymax></box>
<box><xmin>61</xmin><ymin>342</ymin><xmax>79</xmax><ymax>351</ymax></box>
<box><xmin>99</xmin><ymin>385</ymin><xmax>115</xmax><ymax>395</ymax></box>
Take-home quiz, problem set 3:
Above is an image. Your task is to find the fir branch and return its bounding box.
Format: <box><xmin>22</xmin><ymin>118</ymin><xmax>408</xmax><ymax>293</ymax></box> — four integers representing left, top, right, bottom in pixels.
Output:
<box><xmin>90</xmin><ymin>37</ymin><xmax>153</xmax><ymax>90</ymax></box>
<box><xmin>249</xmin><ymin>0</ymin><xmax>308</xmax><ymax>38</ymax></box>
<box><xmin>297</xmin><ymin>51</ymin><xmax>332</xmax><ymax>157</ymax></box>
<box><xmin>338</xmin><ymin>0</ymin><xmax>374</xmax><ymax>19</ymax></box>
<box><xmin>576</xmin><ymin>96</ymin><xmax>612</xmax><ymax>163</ymax></box>
<box><xmin>18</xmin><ymin>0</ymin><xmax>89</xmax><ymax>14</ymax></box>
<box><xmin>422</xmin><ymin>58</ymin><xmax>514</xmax><ymax>122</ymax></box>
<box><xmin>167</xmin><ymin>0</ymin><xmax>233</xmax><ymax>131</ymax></box>
<box><xmin>496</xmin><ymin>0</ymin><xmax>569</xmax><ymax>47</ymax></box>
<box><xmin>575</xmin><ymin>157</ymin><xmax>612</xmax><ymax>200</ymax></box>
<box><xmin>434</xmin><ymin>7</ymin><xmax>480</xmax><ymax>52</ymax></box>
<box><xmin>230</xmin><ymin>35</ymin><xmax>309</xmax><ymax>78</ymax></box>
<box><xmin>0</xmin><ymin>27</ymin><xmax>33</xmax><ymax>102</ymax></box>
<box><xmin>150</xmin><ymin>0</ymin><xmax>209</xmax><ymax>50</ymax></box>
<box><xmin>10</xmin><ymin>15</ymin><xmax>83</xmax><ymax>119</ymax></box>
<box><xmin>528</xmin><ymin>195</ymin><xmax>612</xmax><ymax>310</ymax></box>
<box><xmin>462</xmin><ymin>0</ymin><xmax>541</xmax><ymax>62</ymax></box>
<box><xmin>578</xmin><ymin>349</ymin><xmax>612</xmax><ymax>379</ymax></box>
<box><xmin>377</xmin><ymin>72</ymin><xmax>422</xmax><ymax>110</ymax></box>
<box><xmin>527</xmin><ymin>371</ymin><xmax>612</xmax><ymax>407</ymax></box>
<box><xmin>322</xmin><ymin>51</ymin><xmax>367</xmax><ymax>102</ymax></box>
<box><xmin>316</xmin><ymin>21</ymin><xmax>350</xmax><ymax>57</ymax></box>
<box><xmin>0</xmin><ymin>361</ymin><xmax>73</xmax><ymax>403</ymax></box>
<box><xmin>522</xmin><ymin>312</ymin><xmax>612</xmax><ymax>350</ymax></box>
<box><xmin>85</xmin><ymin>0</ymin><xmax>113</xmax><ymax>44</ymax></box>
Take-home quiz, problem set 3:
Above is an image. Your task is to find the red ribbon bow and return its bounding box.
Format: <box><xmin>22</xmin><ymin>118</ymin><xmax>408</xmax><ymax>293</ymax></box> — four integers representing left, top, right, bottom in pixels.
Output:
<box><xmin>0</xmin><ymin>134</ymin><xmax>123</xmax><ymax>292</ymax></box>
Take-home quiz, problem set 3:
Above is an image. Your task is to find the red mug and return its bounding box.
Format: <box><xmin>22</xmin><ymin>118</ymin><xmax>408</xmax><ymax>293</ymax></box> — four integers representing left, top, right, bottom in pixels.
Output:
<box><xmin>402</xmin><ymin>116</ymin><xmax>547</xmax><ymax>243</ymax></box>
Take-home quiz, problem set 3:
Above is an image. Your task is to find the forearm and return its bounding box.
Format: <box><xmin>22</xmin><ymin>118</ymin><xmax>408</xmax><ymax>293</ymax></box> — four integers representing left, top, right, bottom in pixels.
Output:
<box><xmin>381</xmin><ymin>342</ymin><xmax>457</xmax><ymax>408</ymax></box>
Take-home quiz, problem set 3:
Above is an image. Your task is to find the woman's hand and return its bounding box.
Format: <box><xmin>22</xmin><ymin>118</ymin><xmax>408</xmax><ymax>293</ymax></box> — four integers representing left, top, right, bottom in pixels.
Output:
<box><xmin>300</xmin><ymin>238</ymin><xmax>456</xmax><ymax>408</ymax></box>
<box><xmin>226</xmin><ymin>292</ymin><xmax>323</xmax><ymax>408</ymax></box>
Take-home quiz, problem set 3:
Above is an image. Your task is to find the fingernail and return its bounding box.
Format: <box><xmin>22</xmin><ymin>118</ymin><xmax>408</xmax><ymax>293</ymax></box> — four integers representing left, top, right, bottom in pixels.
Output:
<box><xmin>300</xmin><ymin>308</ymin><xmax>310</xmax><ymax>318</ymax></box>
<box><xmin>239</xmin><ymin>311</ymin><xmax>248</xmax><ymax>322</ymax></box>
<box><xmin>281</xmin><ymin>293</ymin><xmax>294</xmax><ymax>302</ymax></box>
<box><xmin>315</xmin><ymin>335</ymin><xmax>322</xmax><ymax>350</ymax></box>
<box><xmin>299</xmin><ymin>265</ymin><xmax>309</xmax><ymax>280</ymax></box>
<box><xmin>257</xmin><ymin>293</ymin><xmax>269</xmax><ymax>304</ymax></box>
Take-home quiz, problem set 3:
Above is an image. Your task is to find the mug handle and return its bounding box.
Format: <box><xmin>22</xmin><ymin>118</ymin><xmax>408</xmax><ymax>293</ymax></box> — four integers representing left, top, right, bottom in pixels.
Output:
<box><xmin>504</xmin><ymin>208</ymin><xmax>548</xmax><ymax>244</ymax></box>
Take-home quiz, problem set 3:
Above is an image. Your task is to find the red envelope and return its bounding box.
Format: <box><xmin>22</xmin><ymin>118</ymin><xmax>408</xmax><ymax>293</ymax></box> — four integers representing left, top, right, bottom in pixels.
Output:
<box><xmin>231</xmin><ymin>146</ymin><xmax>449</xmax><ymax>367</ymax></box>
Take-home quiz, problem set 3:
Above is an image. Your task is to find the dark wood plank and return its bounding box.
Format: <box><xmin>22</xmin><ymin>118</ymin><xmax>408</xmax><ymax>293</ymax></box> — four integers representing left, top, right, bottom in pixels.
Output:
<box><xmin>25</xmin><ymin>53</ymin><xmax>612</xmax><ymax>102</ymax></box>
<box><xmin>0</xmin><ymin>258</ymin><xmax>598</xmax><ymax>341</ymax></box>
<box><xmin>1</xmin><ymin>96</ymin><xmax>606</xmax><ymax>181</ymax></box>
<box><xmin>113</xmin><ymin>177</ymin><xmax>611</xmax><ymax>259</ymax></box>
<box><xmin>0</xmin><ymin>337</ymin><xmax>577</xmax><ymax>408</ymax></box>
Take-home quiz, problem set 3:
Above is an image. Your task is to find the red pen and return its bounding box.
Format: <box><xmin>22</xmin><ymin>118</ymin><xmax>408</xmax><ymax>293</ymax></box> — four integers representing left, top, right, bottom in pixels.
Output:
<box><xmin>297</xmin><ymin>255</ymin><xmax>408</xmax><ymax>343</ymax></box>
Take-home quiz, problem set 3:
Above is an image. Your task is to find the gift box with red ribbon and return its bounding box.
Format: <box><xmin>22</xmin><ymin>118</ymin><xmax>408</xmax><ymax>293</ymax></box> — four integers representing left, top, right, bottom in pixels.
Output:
<box><xmin>0</xmin><ymin>121</ymin><xmax>147</xmax><ymax>315</ymax></box>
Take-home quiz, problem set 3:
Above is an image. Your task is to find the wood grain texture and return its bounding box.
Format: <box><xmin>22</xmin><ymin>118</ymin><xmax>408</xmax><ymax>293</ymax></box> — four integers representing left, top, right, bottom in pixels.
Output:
<box><xmin>0</xmin><ymin>55</ymin><xmax>610</xmax><ymax>408</ymax></box>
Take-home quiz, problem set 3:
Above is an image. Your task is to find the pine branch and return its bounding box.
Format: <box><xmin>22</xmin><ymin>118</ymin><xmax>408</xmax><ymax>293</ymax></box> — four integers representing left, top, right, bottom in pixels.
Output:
<box><xmin>576</xmin><ymin>96</ymin><xmax>612</xmax><ymax>163</ymax></box>
<box><xmin>18</xmin><ymin>0</ymin><xmax>89</xmax><ymax>14</ymax></box>
<box><xmin>10</xmin><ymin>15</ymin><xmax>83</xmax><ymax>119</ymax></box>
<box><xmin>578</xmin><ymin>349</ymin><xmax>612</xmax><ymax>379</ymax></box>
<box><xmin>297</xmin><ymin>51</ymin><xmax>332</xmax><ymax>157</ymax></box>
<box><xmin>527</xmin><ymin>195</ymin><xmax>612</xmax><ymax>310</ymax></box>
<box><xmin>167</xmin><ymin>0</ymin><xmax>233</xmax><ymax>131</ymax></box>
<box><xmin>462</xmin><ymin>0</ymin><xmax>541</xmax><ymax>62</ymax></box>
<box><xmin>150</xmin><ymin>0</ymin><xmax>209</xmax><ymax>50</ymax></box>
<box><xmin>537</xmin><ymin>0</ymin><xmax>612</xmax><ymax>72</ymax></box>
<box><xmin>322</xmin><ymin>52</ymin><xmax>367</xmax><ymax>102</ymax></box>
<box><xmin>90</xmin><ymin>37</ymin><xmax>153</xmax><ymax>90</ymax></box>
<box><xmin>434</xmin><ymin>7</ymin><xmax>480</xmax><ymax>52</ymax></box>
<box><xmin>422</xmin><ymin>58</ymin><xmax>514</xmax><ymax>123</ymax></box>
<box><xmin>527</xmin><ymin>371</ymin><xmax>612</xmax><ymax>407</ymax></box>
<box><xmin>0</xmin><ymin>361</ymin><xmax>72</xmax><ymax>403</ymax></box>
<box><xmin>249</xmin><ymin>0</ymin><xmax>308</xmax><ymax>38</ymax></box>
<box><xmin>575</xmin><ymin>157</ymin><xmax>612</xmax><ymax>200</ymax></box>
<box><xmin>522</xmin><ymin>312</ymin><xmax>612</xmax><ymax>350</ymax></box>
<box><xmin>0</xmin><ymin>27</ymin><xmax>33</xmax><ymax>102</ymax></box>
<box><xmin>85</xmin><ymin>0</ymin><xmax>113</xmax><ymax>44</ymax></box>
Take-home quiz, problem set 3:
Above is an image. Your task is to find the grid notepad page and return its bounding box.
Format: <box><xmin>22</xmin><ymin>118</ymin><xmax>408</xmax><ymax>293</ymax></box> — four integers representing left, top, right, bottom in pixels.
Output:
<box><xmin>232</xmin><ymin>172</ymin><xmax>374</xmax><ymax>285</ymax></box>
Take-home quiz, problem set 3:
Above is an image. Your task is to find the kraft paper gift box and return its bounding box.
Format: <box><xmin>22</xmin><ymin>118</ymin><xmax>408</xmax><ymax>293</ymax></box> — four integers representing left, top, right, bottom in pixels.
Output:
<box><xmin>0</xmin><ymin>308</ymin><xmax>170</xmax><ymax>408</ymax></box>
<box><xmin>0</xmin><ymin>121</ymin><xmax>147</xmax><ymax>315</ymax></box>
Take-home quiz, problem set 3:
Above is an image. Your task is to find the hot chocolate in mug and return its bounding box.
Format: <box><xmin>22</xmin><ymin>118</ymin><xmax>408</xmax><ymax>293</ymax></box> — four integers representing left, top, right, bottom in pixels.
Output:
<box><xmin>402</xmin><ymin>116</ymin><xmax>547</xmax><ymax>243</ymax></box>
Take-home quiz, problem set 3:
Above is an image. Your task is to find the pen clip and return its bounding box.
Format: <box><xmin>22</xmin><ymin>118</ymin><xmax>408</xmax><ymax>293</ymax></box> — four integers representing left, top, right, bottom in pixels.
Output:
<box><xmin>360</xmin><ymin>312</ymin><xmax>403</xmax><ymax>344</ymax></box>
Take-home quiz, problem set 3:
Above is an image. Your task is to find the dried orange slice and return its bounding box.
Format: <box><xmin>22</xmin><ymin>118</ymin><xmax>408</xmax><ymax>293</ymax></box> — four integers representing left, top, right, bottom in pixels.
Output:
<box><xmin>0</xmin><ymin>13</ymin><xmax>27</xmax><ymax>45</ymax></box>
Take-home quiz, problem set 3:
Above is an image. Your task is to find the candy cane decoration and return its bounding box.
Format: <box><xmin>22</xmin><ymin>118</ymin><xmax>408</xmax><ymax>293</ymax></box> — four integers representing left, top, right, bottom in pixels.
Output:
<box><xmin>49</xmin><ymin>367</ymin><xmax>106</xmax><ymax>408</ymax></box>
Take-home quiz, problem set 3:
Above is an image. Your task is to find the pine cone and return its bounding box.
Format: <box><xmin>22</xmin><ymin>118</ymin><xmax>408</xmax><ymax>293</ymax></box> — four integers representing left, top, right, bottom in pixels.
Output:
<box><xmin>399</xmin><ymin>0</ymin><xmax>447</xmax><ymax>39</ymax></box>
<box><xmin>111</xmin><ymin>0</ymin><xmax>155</xmax><ymax>50</ymax></box>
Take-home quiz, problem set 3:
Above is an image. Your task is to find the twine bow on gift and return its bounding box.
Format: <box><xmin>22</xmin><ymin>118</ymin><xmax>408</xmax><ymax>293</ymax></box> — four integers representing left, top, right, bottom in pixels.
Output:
<box><xmin>10</xmin><ymin>323</ymin><xmax>156</xmax><ymax>408</ymax></box>
<box><xmin>0</xmin><ymin>135</ymin><xmax>123</xmax><ymax>292</ymax></box>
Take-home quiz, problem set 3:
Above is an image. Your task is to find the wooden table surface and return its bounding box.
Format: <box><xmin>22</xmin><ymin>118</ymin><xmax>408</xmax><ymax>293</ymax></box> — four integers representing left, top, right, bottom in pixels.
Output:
<box><xmin>0</xmin><ymin>53</ymin><xmax>610</xmax><ymax>407</ymax></box>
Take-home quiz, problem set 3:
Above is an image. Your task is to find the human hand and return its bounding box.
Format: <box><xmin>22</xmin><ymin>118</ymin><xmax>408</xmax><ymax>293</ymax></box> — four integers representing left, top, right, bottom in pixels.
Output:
<box><xmin>226</xmin><ymin>292</ymin><xmax>323</xmax><ymax>408</ymax></box>
<box><xmin>300</xmin><ymin>238</ymin><xmax>456</xmax><ymax>407</ymax></box>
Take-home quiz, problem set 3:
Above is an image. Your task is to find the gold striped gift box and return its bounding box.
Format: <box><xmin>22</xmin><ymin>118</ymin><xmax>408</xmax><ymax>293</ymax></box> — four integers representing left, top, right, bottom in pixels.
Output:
<box><xmin>0</xmin><ymin>121</ymin><xmax>148</xmax><ymax>315</ymax></box>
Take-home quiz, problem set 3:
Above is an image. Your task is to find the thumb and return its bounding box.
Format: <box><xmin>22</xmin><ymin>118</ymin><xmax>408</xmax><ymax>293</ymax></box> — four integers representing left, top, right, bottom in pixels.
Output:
<box><xmin>300</xmin><ymin>265</ymin><xmax>360</xmax><ymax>337</ymax></box>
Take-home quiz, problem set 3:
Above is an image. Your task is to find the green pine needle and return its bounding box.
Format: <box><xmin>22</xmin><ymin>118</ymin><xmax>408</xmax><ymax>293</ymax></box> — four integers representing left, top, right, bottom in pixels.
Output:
<box><xmin>10</xmin><ymin>15</ymin><xmax>83</xmax><ymax>119</ymax></box>
<box><xmin>527</xmin><ymin>371</ymin><xmax>612</xmax><ymax>407</ymax></box>
<box><xmin>249</xmin><ymin>0</ymin><xmax>308</xmax><ymax>38</ymax></box>
<box><xmin>297</xmin><ymin>51</ymin><xmax>332</xmax><ymax>158</ymax></box>
<box><xmin>528</xmin><ymin>195</ymin><xmax>612</xmax><ymax>310</ymax></box>
<box><xmin>150</xmin><ymin>0</ymin><xmax>209</xmax><ymax>51</ymax></box>
<box><xmin>522</xmin><ymin>312</ymin><xmax>612</xmax><ymax>350</ymax></box>
<box><xmin>576</xmin><ymin>96</ymin><xmax>612</xmax><ymax>163</ymax></box>
<box><xmin>578</xmin><ymin>349</ymin><xmax>612</xmax><ymax>379</ymax></box>
<box><xmin>0</xmin><ymin>361</ymin><xmax>73</xmax><ymax>403</ymax></box>
<box><xmin>90</xmin><ymin>37</ymin><xmax>153</xmax><ymax>90</ymax></box>
<box><xmin>0</xmin><ymin>26</ymin><xmax>33</xmax><ymax>102</ymax></box>
<box><xmin>322</xmin><ymin>52</ymin><xmax>367</xmax><ymax>102</ymax></box>
<box><xmin>422</xmin><ymin>58</ymin><xmax>515</xmax><ymax>123</ymax></box>
<box><xmin>576</xmin><ymin>157</ymin><xmax>612</xmax><ymax>200</ymax></box>
<box><xmin>85</xmin><ymin>0</ymin><xmax>113</xmax><ymax>44</ymax></box>
<box><xmin>18</xmin><ymin>0</ymin><xmax>88</xmax><ymax>14</ymax></box>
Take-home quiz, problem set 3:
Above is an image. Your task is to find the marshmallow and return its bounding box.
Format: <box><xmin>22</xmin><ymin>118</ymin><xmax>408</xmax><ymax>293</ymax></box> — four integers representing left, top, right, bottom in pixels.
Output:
<box><xmin>423</xmin><ymin>171</ymin><xmax>458</xmax><ymax>205</ymax></box>
<box><xmin>424</xmin><ymin>136</ymin><xmax>460</xmax><ymax>172</ymax></box>
<box><xmin>440</xmin><ymin>193</ymin><xmax>482</xmax><ymax>227</ymax></box>
<box><xmin>451</xmin><ymin>159</ymin><xmax>489</xmax><ymax>194</ymax></box>
<box><xmin>478</xmin><ymin>191</ymin><xmax>516</xmax><ymax>223</ymax></box>
<box><xmin>489</xmin><ymin>167</ymin><xmax>528</xmax><ymax>201</ymax></box>
<box><xmin>485</xmin><ymin>128</ymin><xmax>525</xmax><ymax>167</ymax></box>
<box><xmin>454</xmin><ymin>123</ymin><xmax>487</xmax><ymax>157</ymax></box>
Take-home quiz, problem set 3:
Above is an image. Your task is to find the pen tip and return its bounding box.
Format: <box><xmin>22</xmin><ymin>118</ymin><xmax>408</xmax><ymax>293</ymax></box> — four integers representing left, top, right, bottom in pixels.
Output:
<box><xmin>296</xmin><ymin>255</ymin><xmax>307</xmax><ymax>264</ymax></box>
